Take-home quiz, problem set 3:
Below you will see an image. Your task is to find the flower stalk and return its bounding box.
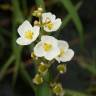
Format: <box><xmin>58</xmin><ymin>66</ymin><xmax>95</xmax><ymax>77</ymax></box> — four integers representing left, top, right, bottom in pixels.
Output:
<box><xmin>15</xmin><ymin>7</ymin><xmax>74</xmax><ymax>96</ymax></box>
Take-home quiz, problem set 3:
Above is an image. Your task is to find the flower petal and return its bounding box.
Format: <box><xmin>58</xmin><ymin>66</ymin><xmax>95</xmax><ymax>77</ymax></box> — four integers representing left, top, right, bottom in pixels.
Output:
<box><xmin>34</xmin><ymin>42</ymin><xmax>46</xmax><ymax>57</ymax></box>
<box><xmin>16</xmin><ymin>37</ymin><xmax>32</xmax><ymax>45</ymax></box>
<box><xmin>52</xmin><ymin>18</ymin><xmax>62</xmax><ymax>31</ymax></box>
<box><xmin>32</xmin><ymin>26</ymin><xmax>40</xmax><ymax>41</ymax></box>
<box><xmin>60</xmin><ymin>49</ymin><xmax>74</xmax><ymax>62</ymax></box>
<box><xmin>17</xmin><ymin>20</ymin><xmax>32</xmax><ymax>37</ymax></box>
<box><xmin>41</xmin><ymin>35</ymin><xmax>58</xmax><ymax>46</ymax></box>
<box><xmin>45</xmin><ymin>47</ymin><xmax>60</xmax><ymax>60</ymax></box>
<box><xmin>42</xmin><ymin>12</ymin><xmax>56</xmax><ymax>23</ymax></box>
<box><xmin>58</xmin><ymin>40</ymin><xmax>69</xmax><ymax>52</ymax></box>
<box><xmin>43</xmin><ymin>18</ymin><xmax>62</xmax><ymax>32</ymax></box>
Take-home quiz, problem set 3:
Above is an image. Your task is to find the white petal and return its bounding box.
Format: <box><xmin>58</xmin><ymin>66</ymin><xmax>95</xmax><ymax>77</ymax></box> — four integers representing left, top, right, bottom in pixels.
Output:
<box><xmin>52</xmin><ymin>18</ymin><xmax>62</xmax><ymax>31</ymax></box>
<box><xmin>17</xmin><ymin>20</ymin><xmax>32</xmax><ymax>37</ymax></box>
<box><xmin>55</xmin><ymin>57</ymin><xmax>61</xmax><ymax>63</ymax></box>
<box><xmin>16</xmin><ymin>37</ymin><xmax>32</xmax><ymax>45</ymax></box>
<box><xmin>58</xmin><ymin>40</ymin><xmax>69</xmax><ymax>52</ymax></box>
<box><xmin>41</xmin><ymin>35</ymin><xmax>58</xmax><ymax>47</ymax></box>
<box><xmin>34</xmin><ymin>42</ymin><xmax>46</xmax><ymax>57</ymax></box>
<box><xmin>45</xmin><ymin>47</ymin><xmax>60</xmax><ymax>60</ymax></box>
<box><xmin>42</xmin><ymin>12</ymin><xmax>56</xmax><ymax>23</ymax></box>
<box><xmin>43</xmin><ymin>18</ymin><xmax>62</xmax><ymax>32</ymax></box>
<box><xmin>32</xmin><ymin>26</ymin><xmax>40</xmax><ymax>41</ymax></box>
<box><xmin>60</xmin><ymin>49</ymin><xmax>74</xmax><ymax>62</ymax></box>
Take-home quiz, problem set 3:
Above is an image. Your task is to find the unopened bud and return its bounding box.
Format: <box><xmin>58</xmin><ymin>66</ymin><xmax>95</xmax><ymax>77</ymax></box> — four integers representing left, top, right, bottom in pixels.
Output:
<box><xmin>38</xmin><ymin>63</ymin><xmax>48</xmax><ymax>74</ymax></box>
<box><xmin>52</xmin><ymin>83</ymin><xmax>64</xmax><ymax>96</ymax></box>
<box><xmin>38</xmin><ymin>7</ymin><xmax>43</xmax><ymax>12</ymax></box>
<box><xmin>33</xmin><ymin>74</ymin><xmax>43</xmax><ymax>85</ymax></box>
<box><xmin>57</xmin><ymin>64</ymin><xmax>66</xmax><ymax>74</ymax></box>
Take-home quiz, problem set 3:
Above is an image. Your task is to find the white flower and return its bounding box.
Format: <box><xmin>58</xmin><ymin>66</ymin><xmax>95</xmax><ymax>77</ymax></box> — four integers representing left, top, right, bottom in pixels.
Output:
<box><xmin>42</xmin><ymin>12</ymin><xmax>62</xmax><ymax>32</ymax></box>
<box><xmin>55</xmin><ymin>40</ymin><xmax>74</xmax><ymax>63</ymax></box>
<box><xmin>34</xmin><ymin>35</ymin><xmax>60</xmax><ymax>60</ymax></box>
<box><xmin>16</xmin><ymin>20</ymin><xmax>40</xmax><ymax>45</ymax></box>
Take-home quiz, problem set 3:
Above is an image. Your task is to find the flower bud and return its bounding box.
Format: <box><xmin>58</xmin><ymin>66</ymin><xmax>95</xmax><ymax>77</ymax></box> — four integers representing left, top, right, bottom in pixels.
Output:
<box><xmin>38</xmin><ymin>63</ymin><xmax>48</xmax><ymax>74</ymax></box>
<box><xmin>38</xmin><ymin>7</ymin><xmax>43</xmax><ymax>12</ymax></box>
<box><xmin>34</xmin><ymin>20</ymin><xmax>40</xmax><ymax>26</ymax></box>
<box><xmin>52</xmin><ymin>83</ymin><xmax>64</xmax><ymax>96</ymax></box>
<box><xmin>36</xmin><ymin>12</ymin><xmax>42</xmax><ymax>17</ymax></box>
<box><xmin>33</xmin><ymin>74</ymin><xmax>43</xmax><ymax>85</ymax></box>
<box><xmin>57</xmin><ymin>64</ymin><xmax>66</xmax><ymax>74</ymax></box>
<box><xmin>32</xmin><ymin>10</ymin><xmax>42</xmax><ymax>17</ymax></box>
<box><xmin>32</xmin><ymin>10</ymin><xmax>38</xmax><ymax>16</ymax></box>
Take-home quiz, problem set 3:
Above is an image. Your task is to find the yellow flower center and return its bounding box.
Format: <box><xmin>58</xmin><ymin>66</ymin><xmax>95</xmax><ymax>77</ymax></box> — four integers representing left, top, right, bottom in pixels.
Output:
<box><xmin>59</xmin><ymin>48</ymin><xmax>64</xmax><ymax>57</ymax></box>
<box><xmin>24</xmin><ymin>30</ymin><xmax>33</xmax><ymax>40</ymax></box>
<box><xmin>45</xmin><ymin>18</ymin><xmax>53</xmax><ymax>30</ymax></box>
<box><xmin>46</xmin><ymin>22</ymin><xmax>53</xmax><ymax>30</ymax></box>
<box><xmin>43</xmin><ymin>43</ymin><xmax>52</xmax><ymax>52</ymax></box>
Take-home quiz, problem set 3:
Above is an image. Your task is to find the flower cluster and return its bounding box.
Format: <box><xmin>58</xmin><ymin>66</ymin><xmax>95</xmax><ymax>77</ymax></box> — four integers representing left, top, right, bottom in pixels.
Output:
<box><xmin>16</xmin><ymin>7</ymin><xmax>74</xmax><ymax>96</ymax></box>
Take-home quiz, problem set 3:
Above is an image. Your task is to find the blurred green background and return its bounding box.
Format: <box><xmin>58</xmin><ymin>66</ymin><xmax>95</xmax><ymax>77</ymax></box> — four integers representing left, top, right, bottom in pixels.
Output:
<box><xmin>0</xmin><ymin>0</ymin><xmax>96</xmax><ymax>96</ymax></box>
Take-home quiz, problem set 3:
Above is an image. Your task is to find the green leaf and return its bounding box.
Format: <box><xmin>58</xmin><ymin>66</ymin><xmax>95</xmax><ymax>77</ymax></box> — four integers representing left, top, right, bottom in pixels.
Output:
<box><xmin>65</xmin><ymin>89</ymin><xmax>88</xmax><ymax>96</ymax></box>
<box><xmin>12</xmin><ymin>0</ymin><xmax>24</xmax><ymax>85</ymax></box>
<box><xmin>12</xmin><ymin>47</ymin><xmax>22</xmax><ymax>85</ymax></box>
<box><xmin>60</xmin><ymin>0</ymin><xmax>84</xmax><ymax>48</ymax></box>
<box><xmin>20</xmin><ymin>63</ymin><xmax>36</xmax><ymax>91</ymax></box>
<box><xmin>0</xmin><ymin>55</ymin><xmax>15</xmax><ymax>80</ymax></box>
<box><xmin>78</xmin><ymin>57</ymin><xmax>96</xmax><ymax>76</ymax></box>
<box><xmin>12</xmin><ymin>0</ymin><xmax>24</xmax><ymax>23</ymax></box>
<box><xmin>56</xmin><ymin>2</ymin><xmax>82</xmax><ymax>37</ymax></box>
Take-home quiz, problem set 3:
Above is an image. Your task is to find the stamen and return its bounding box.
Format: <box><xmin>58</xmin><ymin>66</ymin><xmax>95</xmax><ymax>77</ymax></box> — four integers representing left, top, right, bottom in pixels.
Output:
<box><xmin>24</xmin><ymin>30</ymin><xmax>33</xmax><ymax>40</ymax></box>
<box><xmin>59</xmin><ymin>49</ymin><xmax>64</xmax><ymax>57</ymax></box>
<box><xmin>45</xmin><ymin>18</ymin><xmax>54</xmax><ymax>30</ymax></box>
<box><xmin>43</xmin><ymin>43</ymin><xmax>52</xmax><ymax>52</ymax></box>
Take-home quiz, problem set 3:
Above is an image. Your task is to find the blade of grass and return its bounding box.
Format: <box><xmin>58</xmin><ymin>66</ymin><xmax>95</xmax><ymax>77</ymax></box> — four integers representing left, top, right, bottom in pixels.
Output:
<box><xmin>20</xmin><ymin>63</ymin><xmax>36</xmax><ymax>91</ymax></box>
<box><xmin>0</xmin><ymin>55</ymin><xmax>15</xmax><ymax>80</ymax></box>
<box><xmin>56</xmin><ymin>2</ymin><xmax>82</xmax><ymax>37</ymax></box>
<box><xmin>12</xmin><ymin>0</ymin><xmax>24</xmax><ymax>23</ymax></box>
<box><xmin>60</xmin><ymin>0</ymin><xmax>84</xmax><ymax>48</ymax></box>
<box><xmin>12</xmin><ymin>47</ymin><xmax>22</xmax><ymax>85</ymax></box>
<box><xmin>12</xmin><ymin>0</ymin><xmax>24</xmax><ymax>85</ymax></box>
<box><xmin>65</xmin><ymin>89</ymin><xmax>88</xmax><ymax>96</ymax></box>
<box><xmin>21</xmin><ymin>0</ymin><xmax>27</xmax><ymax>14</ymax></box>
<box><xmin>78</xmin><ymin>57</ymin><xmax>96</xmax><ymax>76</ymax></box>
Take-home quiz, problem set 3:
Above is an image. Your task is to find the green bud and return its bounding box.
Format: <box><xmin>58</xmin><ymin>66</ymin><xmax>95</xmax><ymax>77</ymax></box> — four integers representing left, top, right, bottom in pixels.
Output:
<box><xmin>57</xmin><ymin>64</ymin><xmax>66</xmax><ymax>74</ymax></box>
<box><xmin>52</xmin><ymin>83</ymin><xmax>64</xmax><ymax>96</ymax></box>
<box><xmin>38</xmin><ymin>63</ymin><xmax>48</xmax><ymax>74</ymax></box>
<box><xmin>38</xmin><ymin>7</ymin><xmax>43</xmax><ymax>12</ymax></box>
<box><xmin>32</xmin><ymin>10</ymin><xmax>42</xmax><ymax>17</ymax></box>
<box><xmin>33</xmin><ymin>74</ymin><xmax>43</xmax><ymax>85</ymax></box>
<box><xmin>32</xmin><ymin>11</ymin><xmax>38</xmax><ymax>16</ymax></box>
